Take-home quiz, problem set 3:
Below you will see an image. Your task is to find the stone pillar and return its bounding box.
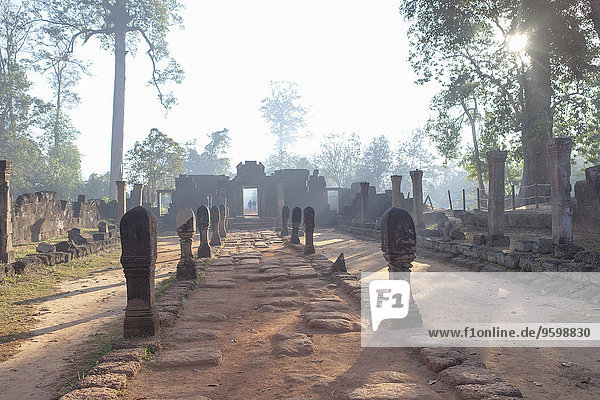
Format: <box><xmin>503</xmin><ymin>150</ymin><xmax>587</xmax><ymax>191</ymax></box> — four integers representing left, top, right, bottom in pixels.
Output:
<box><xmin>548</xmin><ymin>138</ymin><xmax>574</xmax><ymax>245</ymax></box>
<box><xmin>290</xmin><ymin>206</ymin><xmax>301</xmax><ymax>244</ymax></box>
<box><xmin>360</xmin><ymin>182</ymin><xmax>369</xmax><ymax>224</ymax></box>
<box><xmin>281</xmin><ymin>206</ymin><xmax>290</xmax><ymax>236</ymax></box>
<box><xmin>218</xmin><ymin>204</ymin><xmax>227</xmax><ymax>239</ymax></box>
<box><xmin>225</xmin><ymin>205</ymin><xmax>230</xmax><ymax>233</ymax></box>
<box><xmin>120</xmin><ymin>206</ymin><xmax>159</xmax><ymax>337</ymax></box>
<box><xmin>391</xmin><ymin>175</ymin><xmax>403</xmax><ymax>208</ymax></box>
<box><xmin>0</xmin><ymin>161</ymin><xmax>13</xmax><ymax>263</ymax></box>
<box><xmin>176</xmin><ymin>208</ymin><xmax>196</xmax><ymax>280</ymax></box>
<box><xmin>409</xmin><ymin>170</ymin><xmax>424</xmax><ymax>228</ymax></box>
<box><xmin>486</xmin><ymin>151</ymin><xmax>510</xmax><ymax>247</ymax></box>
<box><xmin>196</xmin><ymin>205</ymin><xmax>211</xmax><ymax>258</ymax></box>
<box><xmin>276</xmin><ymin>180</ymin><xmax>285</xmax><ymax>224</ymax></box>
<box><xmin>303</xmin><ymin>206</ymin><xmax>315</xmax><ymax>254</ymax></box>
<box><xmin>209</xmin><ymin>205</ymin><xmax>221</xmax><ymax>246</ymax></box>
<box><xmin>132</xmin><ymin>183</ymin><xmax>143</xmax><ymax>207</ymax></box>
<box><xmin>156</xmin><ymin>191</ymin><xmax>162</xmax><ymax>215</ymax></box>
<box><xmin>380</xmin><ymin>206</ymin><xmax>422</xmax><ymax>327</ymax></box>
<box><xmin>116</xmin><ymin>181</ymin><xmax>127</xmax><ymax>221</ymax></box>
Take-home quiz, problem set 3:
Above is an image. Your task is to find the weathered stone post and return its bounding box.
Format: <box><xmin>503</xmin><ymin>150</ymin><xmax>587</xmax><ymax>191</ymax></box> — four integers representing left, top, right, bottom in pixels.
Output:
<box><xmin>209</xmin><ymin>205</ymin><xmax>222</xmax><ymax>246</ymax></box>
<box><xmin>116</xmin><ymin>180</ymin><xmax>127</xmax><ymax>221</ymax></box>
<box><xmin>196</xmin><ymin>205</ymin><xmax>211</xmax><ymax>258</ymax></box>
<box><xmin>225</xmin><ymin>205</ymin><xmax>230</xmax><ymax>233</ymax></box>
<box><xmin>120</xmin><ymin>206</ymin><xmax>159</xmax><ymax>337</ymax></box>
<box><xmin>218</xmin><ymin>204</ymin><xmax>227</xmax><ymax>239</ymax></box>
<box><xmin>132</xmin><ymin>183</ymin><xmax>143</xmax><ymax>207</ymax></box>
<box><xmin>391</xmin><ymin>175</ymin><xmax>403</xmax><ymax>208</ymax></box>
<box><xmin>380</xmin><ymin>206</ymin><xmax>422</xmax><ymax>327</ymax></box>
<box><xmin>290</xmin><ymin>206</ymin><xmax>301</xmax><ymax>244</ymax></box>
<box><xmin>409</xmin><ymin>170</ymin><xmax>424</xmax><ymax>228</ymax></box>
<box><xmin>303</xmin><ymin>206</ymin><xmax>315</xmax><ymax>254</ymax></box>
<box><xmin>360</xmin><ymin>182</ymin><xmax>369</xmax><ymax>224</ymax></box>
<box><xmin>176</xmin><ymin>208</ymin><xmax>196</xmax><ymax>280</ymax></box>
<box><xmin>0</xmin><ymin>161</ymin><xmax>13</xmax><ymax>263</ymax></box>
<box><xmin>486</xmin><ymin>151</ymin><xmax>510</xmax><ymax>247</ymax></box>
<box><xmin>156</xmin><ymin>191</ymin><xmax>163</xmax><ymax>215</ymax></box>
<box><xmin>276</xmin><ymin>179</ymin><xmax>285</xmax><ymax>226</ymax></box>
<box><xmin>281</xmin><ymin>206</ymin><xmax>290</xmax><ymax>236</ymax></box>
<box><xmin>548</xmin><ymin>138</ymin><xmax>574</xmax><ymax>245</ymax></box>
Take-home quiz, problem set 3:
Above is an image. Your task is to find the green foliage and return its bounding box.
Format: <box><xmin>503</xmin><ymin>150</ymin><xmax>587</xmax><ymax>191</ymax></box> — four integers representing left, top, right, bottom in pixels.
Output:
<box><xmin>313</xmin><ymin>132</ymin><xmax>361</xmax><ymax>188</ymax></box>
<box><xmin>260</xmin><ymin>81</ymin><xmax>308</xmax><ymax>165</ymax></box>
<box><xmin>125</xmin><ymin>128</ymin><xmax>184</xmax><ymax>202</ymax></box>
<box><xmin>184</xmin><ymin>129</ymin><xmax>231</xmax><ymax>175</ymax></box>
<box><xmin>82</xmin><ymin>172</ymin><xmax>110</xmax><ymax>200</ymax></box>
<box><xmin>264</xmin><ymin>151</ymin><xmax>315</xmax><ymax>174</ymax></box>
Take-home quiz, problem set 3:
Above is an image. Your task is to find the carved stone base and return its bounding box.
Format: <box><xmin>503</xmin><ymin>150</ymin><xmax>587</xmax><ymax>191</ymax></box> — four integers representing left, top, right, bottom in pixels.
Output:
<box><xmin>124</xmin><ymin>308</ymin><xmax>159</xmax><ymax>338</ymax></box>
<box><xmin>197</xmin><ymin>243</ymin><xmax>211</xmax><ymax>258</ymax></box>
<box><xmin>177</xmin><ymin>259</ymin><xmax>197</xmax><ymax>280</ymax></box>
<box><xmin>304</xmin><ymin>244</ymin><xmax>315</xmax><ymax>254</ymax></box>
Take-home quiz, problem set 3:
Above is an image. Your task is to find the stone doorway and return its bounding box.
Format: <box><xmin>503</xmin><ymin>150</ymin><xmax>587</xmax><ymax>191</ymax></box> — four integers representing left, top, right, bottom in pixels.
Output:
<box><xmin>243</xmin><ymin>187</ymin><xmax>259</xmax><ymax>216</ymax></box>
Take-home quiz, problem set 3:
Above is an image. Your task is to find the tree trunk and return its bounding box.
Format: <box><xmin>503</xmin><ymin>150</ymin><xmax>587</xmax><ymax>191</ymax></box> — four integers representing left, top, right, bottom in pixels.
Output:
<box><xmin>518</xmin><ymin>5</ymin><xmax>552</xmax><ymax>206</ymax></box>
<box><xmin>54</xmin><ymin>76</ymin><xmax>61</xmax><ymax>148</ymax></box>
<box><xmin>109</xmin><ymin>2</ymin><xmax>127</xmax><ymax>199</ymax></box>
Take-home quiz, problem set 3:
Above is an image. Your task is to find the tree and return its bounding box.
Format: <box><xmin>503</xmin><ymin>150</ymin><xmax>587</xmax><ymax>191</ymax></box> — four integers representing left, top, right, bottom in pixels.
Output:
<box><xmin>395</xmin><ymin>130</ymin><xmax>435</xmax><ymax>194</ymax></box>
<box><xmin>400</xmin><ymin>0</ymin><xmax>600</xmax><ymax>203</ymax></box>
<box><xmin>36</xmin><ymin>0</ymin><xmax>185</xmax><ymax>199</ymax></box>
<box><xmin>263</xmin><ymin>151</ymin><xmax>315</xmax><ymax>174</ymax></box>
<box><xmin>125</xmin><ymin>128</ymin><xmax>184</xmax><ymax>205</ymax></box>
<box><xmin>184</xmin><ymin>128</ymin><xmax>232</xmax><ymax>175</ymax></box>
<box><xmin>313</xmin><ymin>132</ymin><xmax>361</xmax><ymax>188</ymax></box>
<box><xmin>82</xmin><ymin>172</ymin><xmax>110</xmax><ymax>200</ymax></box>
<box><xmin>357</xmin><ymin>135</ymin><xmax>393</xmax><ymax>192</ymax></box>
<box><xmin>259</xmin><ymin>81</ymin><xmax>308</xmax><ymax>166</ymax></box>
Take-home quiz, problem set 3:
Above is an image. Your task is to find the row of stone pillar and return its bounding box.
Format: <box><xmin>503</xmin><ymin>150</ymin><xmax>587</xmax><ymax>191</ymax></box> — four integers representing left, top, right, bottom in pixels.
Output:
<box><xmin>281</xmin><ymin>205</ymin><xmax>315</xmax><ymax>254</ymax></box>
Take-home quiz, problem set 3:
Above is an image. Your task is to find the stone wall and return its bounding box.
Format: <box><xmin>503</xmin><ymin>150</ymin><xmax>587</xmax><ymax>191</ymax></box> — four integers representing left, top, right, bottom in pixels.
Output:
<box><xmin>452</xmin><ymin>210</ymin><xmax>552</xmax><ymax>232</ymax></box>
<box><xmin>12</xmin><ymin>191</ymin><xmax>103</xmax><ymax>244</ymax></box>
<box><xmin>574</xmin><ymin>165</ymin><xmax>600</xmax><ymax>234</ymax></box>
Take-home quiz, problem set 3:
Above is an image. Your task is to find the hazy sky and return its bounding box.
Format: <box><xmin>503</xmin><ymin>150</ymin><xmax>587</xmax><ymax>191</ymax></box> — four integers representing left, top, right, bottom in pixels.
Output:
<box><xmin>48</xmin><ymin>0</ymin><xmax>438</xmax><ymax>177</ymax></box>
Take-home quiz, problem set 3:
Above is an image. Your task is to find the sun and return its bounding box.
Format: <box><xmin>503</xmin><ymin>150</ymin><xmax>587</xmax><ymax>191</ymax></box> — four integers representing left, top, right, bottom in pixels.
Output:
<box><xmin>507</xmin><ymin>33</ymin><xmax>528</xmax><ymax>53</ymax></box>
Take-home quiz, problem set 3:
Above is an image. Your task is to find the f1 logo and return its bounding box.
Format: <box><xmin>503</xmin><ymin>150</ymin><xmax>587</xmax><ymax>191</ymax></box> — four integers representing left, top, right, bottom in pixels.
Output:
<box><xmin>369</xmin><ymin>279</ymin><xmax>410</xmax><ymax>331</ymax></box>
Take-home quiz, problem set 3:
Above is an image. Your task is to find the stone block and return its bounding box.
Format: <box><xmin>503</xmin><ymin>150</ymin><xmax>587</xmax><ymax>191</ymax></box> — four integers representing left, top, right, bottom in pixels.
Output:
<box><xmin>55</xmin><ymin>240</ymin><xmax>75</xmax><ymax>252</ymax></box>
<box><xmin>486</xmin><ymin>234</ymin><xmax>510</xmax><ymax>247</ymax></box>
<box><xmin>575</xmin><ymin>250</ymin><xmax>600</xmax><ymax>266</ymax></box>
<box><xmin>513</xmin><ymin>240</ymin><xmax>535</xmax><ymax>252</ymax></box>
<box><xmin>503</xmin><ymin>252</ymin><xmax>521</xmax><ymax>269</ymax></box>
<box><xmin>472</xmin><ymin>234</ymin><xmax>486</xmax><ymax>245</ymax></box>
<box><xmin>36</xmin><ymin>242</ymin><xmax>56</xmax><ymax>253</ymax></box>
<box><xmin>533</xmin><ymin>238</ymin><xmax>554</xmax><ymax>254</ymax></box>
<box><xmin>554</xmin><ymin>243</ymin><xmax>584</xmax><ymax>260</ymax></box>
<box><xmin>93</xmin><ymin>232</ymin><xmax>109</xmax><ymax>241</ymax></box>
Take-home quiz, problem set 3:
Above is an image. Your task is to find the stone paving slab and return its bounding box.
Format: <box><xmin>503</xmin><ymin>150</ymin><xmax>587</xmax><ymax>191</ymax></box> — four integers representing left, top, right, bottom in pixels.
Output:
<box><xmin>156</xmin><ymin>347</ymin><xmax>223</xmax><ymax>368</ymax></box>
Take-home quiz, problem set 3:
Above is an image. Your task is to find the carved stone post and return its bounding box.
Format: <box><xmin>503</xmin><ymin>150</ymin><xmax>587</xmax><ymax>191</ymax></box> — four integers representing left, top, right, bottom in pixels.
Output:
<box><xmin>0</xmin><ymin>161</ymin><xmax>13</xmax><ymax>263</ymax></box>
<box><xmin>391</xmin><ymin>175</ymin><xmax>403</xmax><ymax>208</ymax></box>
<box><xmin>209</xmin><ymin>205</ymin><xmax>222</xmax><ymax>246</ymax></box>
<box><xmin>218</xmin><ymin>204</ymin><xmax>227</xmax><ymax>239</ymax></box>
<box><xmin>276</xmin><ymin>180</ymin><xmax>285</xmax><ymax>225</ymax></box>
<box><xmin>303</xmin><ymin>206</ymin><xmax>315</xmax><ymax>254</ymax></box>
<box><xmin>409</xmin><ymin>170</ymin><xmax>424</xmax><ymax>228</ymax></box>
<box><xmin>486</xmin><ymin>151</ymin><xmax>510</xmax><ymax>247</ymax></box>
<box><xmin>224</xmin><ymin>205</ymin><xmax>229</xmax><ymax>234</ymax></box>
<box><xmin>196</xmin><ymin>205</ymin><xmax>211</xmax><ymax>258</ymax></box>
<box><xmin>120</xmin><ymin>206</ymin><xmax>159</xmax><ymax>337</ymax></box>
<box><xmin>281</xmin><ymin>206</ymin><xmax>290</xmax><ymax>236</ymax></box>
<box><xmin>290</xmin><ymin>206</ymin><xmax>301</xmax><ymax>244</ymax></box>
<box><xmin>380</xmin><ymin>206</ymin><xmax>422</xmax><ymax>327</ymax></box>
<box><xmin>116</xmin><ymin>180</ymin><xmax>127</xmax><ymax>221</ymax></box>
<box><xmin>156</xmin><ymin>191</ymin><xmax>163</xmax><ymax>215</ymax></box>
<box><xmin>548</xmin><ymin>138</ymin><xmax>574</xmax><ymax>245</ymax></box>
<box><xmin>132</xmin><ymin>183</ymin><xmax>143</xmax><ymax>207</ymax></box>
<box><xmin>176</xmin><ymin>208</ymin><xmax>196</xmax><ymax>280</ymax></box>
<box><xmin>360</xmin><ymin>182</ymin><xmax>369</xmax><ymax>224</ymax></box>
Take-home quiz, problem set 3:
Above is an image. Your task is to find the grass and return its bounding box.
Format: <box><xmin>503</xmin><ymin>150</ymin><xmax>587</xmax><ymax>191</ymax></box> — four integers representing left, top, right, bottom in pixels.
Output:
<box><xmin>0</xmin><ymin>246</ymin><xmax>122</xmax><ymax>362</ymax></box>
<box><xmin>12</xmin><ymin>228</ymin><xmax>99</xmax><ymax>259</ymax></box>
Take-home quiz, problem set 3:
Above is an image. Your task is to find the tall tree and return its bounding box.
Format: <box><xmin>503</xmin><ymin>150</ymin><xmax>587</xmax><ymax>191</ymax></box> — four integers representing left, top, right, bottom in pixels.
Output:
<box><xmin>259</xmin><ymin>81</ymin><xmax>308</xmax><ymax>166</ymax></box>
<box><xmin>184</xmin><ymin>128</ymin><xmax>232</xmax><ymax>175</ymax></box>
<box><xmin>313</xmin><ymin>132</ymin><xmax>361</xmax><ymax>188</ymax></box>
<box><xmin>125</xmin><ymin>128</ymin><xmax>184</xmax><ymax>205</ymax></box>
<box><xmin>357</xmin><ymin>135</ymin><xmax>393</xmax><ymax>192</ymax></box>
<box><xmin>400</xmin><ymin>0</ymin><xmax>600</xmax><ymax>203</ymax></box>
<box><xmin>36</xmin><ymin>0</ymin><xmax>184</xmax><ymax>198</ymax></box>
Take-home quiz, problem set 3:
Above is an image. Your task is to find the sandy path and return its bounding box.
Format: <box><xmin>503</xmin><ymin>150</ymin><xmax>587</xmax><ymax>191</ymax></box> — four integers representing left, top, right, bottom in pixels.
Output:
<box><xmin>0</xmin><ymin>234</ymin><xmax>182</xmax><ymax>400</ymax></box>
<box><xmin>314</xmin><ymin>229</ymin><xmax>600</xmax><ymax>399</ymax></box>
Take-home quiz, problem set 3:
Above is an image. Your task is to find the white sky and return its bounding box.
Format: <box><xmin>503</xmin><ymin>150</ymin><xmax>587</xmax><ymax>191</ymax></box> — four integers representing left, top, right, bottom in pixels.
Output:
<box><xmin>45</xmin><ymin>0</ymin><xmax>439</xmax><ymax>177</ymax></box>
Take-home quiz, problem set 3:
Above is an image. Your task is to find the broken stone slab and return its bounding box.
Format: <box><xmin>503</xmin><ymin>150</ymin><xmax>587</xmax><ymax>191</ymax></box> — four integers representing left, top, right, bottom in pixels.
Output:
<box><xmin>247</xmin><ymin>272</ymin><xmax>288</xmax><ymax>281</ymax></box>
<box><xmin>112</xmin><ymin>337</ymin><xmax>162</xmax><ymax>353</ymax></box>
<box><xmin>55</xmin><ymin>240</ymin><xmax>75</xmax><ymax>252</ymax></box>
<box><xmin>36</xmin><ymin>242</ymin><xmax>56</xmax><ymax>253</ymax></box>
<box><xmin>513</xmin><ymin>240</ymin><xmax>536</xmax><ymax>252</ymax></box>
<box><xmin>68</xmin><ymin>228</ymin><xmax>94</xmax><ymax>245</ymax></box>
<box><xmin>74</xmin><ymin>373</ymin><xmax>127</xmax><ymax>391</ymax></box>
<box><xmin>287</xmin><ymin>268</ymin><xmax>319</xmax><ymax>279</ymax></box>
<box><xmin>254</xmin><ymin>289</ymin><xmax>297</xmax><ymax>298</ymax></box>
<box><xmin>455</xmin><ymin>382</ymin><xmax>523</xmax><ymax>400</ymax></box>
<box><xmin>157</xmin><ymin>347</ymin><xmax>222</xmax><ymax>368</ymax></box>
<box><xmin>418</xmin><ymin>348</ymin><xmax>464</xmax><ymax>373</ymax></box>
<box><xmin>302</xmin><ymin>311</ymin><xmax>354</xmax><ymax>321</ymax></box>
<box><xmin>59</xmin><ymin>387</ymin><xmax>119</xmax><ymax>400</ymax></box>
<box><xmin>99</xmin><ymin>348</ymin><xmax>146</xmax><ymax>364</ymax></box>
<box><xmin>533</xmin><ymin>238</ymin><xmax>553</xmax><ymax>254</ymax></box>
<box><xmin>200</xmin><ymin>280</ymin><xmax>236</xmax><ymax>289</ymax></box>
<box><xmin>554</xmin><ymin>243</ymin><xmax>585</xmax><ymax>259</ymax></box>
<box><xmin>271</xmin><ymin>332</ymin><xmax>313</xmax><ymax>357</ymax></box>
<box><xmin>439</xmin><ymin>364</ymin><xmax>502</xmax><ymax>386</ymax></box>
<box><xmin>306</xmin><ymin>318</ymin><xmax>360</xmax><ymax>332</ymax></box>
<box><xmin>88</xmin><ymin>361</ymin><xmax>142</xmax><ymax>378</ymax></box>
<box><xmin>344</xmin><ymin>383</ymin><xmax>438</xmax><ymax>400</ymax></box>
<box><xmin>258</xmin><ymin>264</ymin><xmax>281</xmax><ymax>272</ymax></box>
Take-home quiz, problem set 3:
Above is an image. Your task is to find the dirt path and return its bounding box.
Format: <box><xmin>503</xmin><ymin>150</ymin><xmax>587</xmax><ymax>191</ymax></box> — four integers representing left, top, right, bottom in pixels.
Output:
<box><xmin>125</xmin><ymin>230</ymin><xmax>451</xmax><ymax>400</ymax></box>
<box><xmin>314</xmin><ymin>229</ymin><xmax>600</xmax><ymax>399</ymax></box>
<box><xmin>0</xmin><ymin>234</ymin><xmax>181</xmax><ymax>400</ymax></box>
